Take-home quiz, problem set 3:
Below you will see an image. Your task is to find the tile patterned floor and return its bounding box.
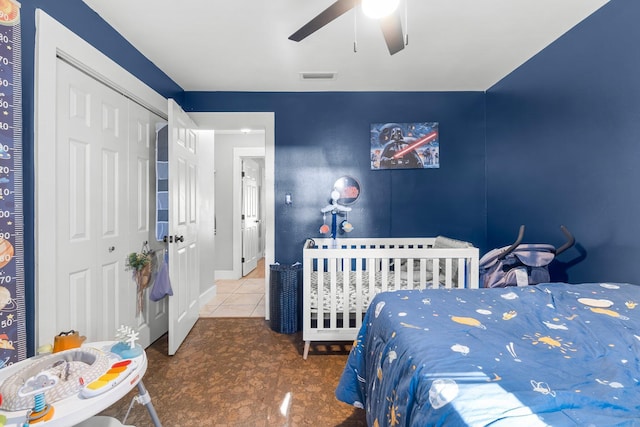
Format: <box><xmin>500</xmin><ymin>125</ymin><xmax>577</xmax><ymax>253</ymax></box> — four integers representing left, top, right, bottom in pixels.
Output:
<box><xmin>200</xmin><ymin>278</ymin><xmax>266</xmax><ymax>318</ymax></box>
<box><xmin>200</xmin><ymin>259</ymin><xmax>266</xmax><ymax>318</ymax></box>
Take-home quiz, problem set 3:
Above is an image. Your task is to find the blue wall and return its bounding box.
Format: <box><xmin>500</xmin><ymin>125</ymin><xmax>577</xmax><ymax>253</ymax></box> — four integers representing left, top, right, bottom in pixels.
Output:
<box><xmin>20</xmin><ymin>2</ymin><xmax>487</xmax><ymax>271</ymax></box>
<box><xmin>485</xmin><ymin>0</ymin><xmax>639</xmax><ymax>283</ymax></box>
<box><xmin>183</xmin><ymin>92</ymin><xmax>487</xmax><ymax>263</ymax></box>
<box><xmin>17</xmin><ymin>0</ymin><xmax>636</xmax><ymax>352</ymax></box>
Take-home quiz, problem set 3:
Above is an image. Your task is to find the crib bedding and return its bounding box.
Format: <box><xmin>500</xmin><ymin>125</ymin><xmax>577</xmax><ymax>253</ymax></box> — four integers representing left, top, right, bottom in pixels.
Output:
<box><xmin>309</xmin><ymin>271</ymin><xmax>441</xmax><ymax>313</ymax></box>
<box><xmin>336</xmin><ymin>282</ymin><xmax>640</xmax><ymax>426</ymax></box>
<box><xmin>308</xmin><ymin>271</ymin><xmax>379</xmax><ymax>313</ymax></box>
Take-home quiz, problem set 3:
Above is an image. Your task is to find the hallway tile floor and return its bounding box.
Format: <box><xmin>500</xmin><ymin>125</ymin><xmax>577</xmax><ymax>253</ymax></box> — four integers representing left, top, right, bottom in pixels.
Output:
<box><xmin>199</xmin><ymin>278</ymin><xmax>266</xmax><ymax>318</ymax></box>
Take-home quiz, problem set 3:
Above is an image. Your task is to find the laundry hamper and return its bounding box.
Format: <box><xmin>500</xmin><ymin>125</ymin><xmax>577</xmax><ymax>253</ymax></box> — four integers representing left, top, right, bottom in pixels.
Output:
<box><xmin>269</xmin><ymin>263</ymin><xmax>302</xmax><ymax>334</ymax></box>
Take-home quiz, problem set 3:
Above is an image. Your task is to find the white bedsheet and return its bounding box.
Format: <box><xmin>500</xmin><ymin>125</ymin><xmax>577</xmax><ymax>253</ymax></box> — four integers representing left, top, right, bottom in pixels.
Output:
<box><xmin>308</xmin><ymin>271</ymin><xmax>439</xmax><ymax>313</ymax></box>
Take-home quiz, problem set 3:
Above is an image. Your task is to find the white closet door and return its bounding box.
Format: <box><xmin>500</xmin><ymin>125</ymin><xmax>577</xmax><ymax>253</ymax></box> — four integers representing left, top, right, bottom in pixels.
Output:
<box><xmin>128</xmin><ymin>101</ymin><xmax>168</xmax><ymax>347</ymax></box>
<box><xmin>167</xmin><ymin>99</ymin><xmax>200</xmax><ymax>355</ymax></box>
<box><xmin>53</xmin><ymin>59</ymin><xmax>130</xmax><ymax>342</ymax></box>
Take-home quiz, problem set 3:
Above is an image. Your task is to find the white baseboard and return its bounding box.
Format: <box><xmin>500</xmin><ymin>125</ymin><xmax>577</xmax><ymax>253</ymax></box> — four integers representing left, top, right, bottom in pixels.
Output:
<box><xmin>199</xmin><ymin>284</ymin><xmax>217</xmax><ymax>308</ymax></box>
<box><xmin>215</xmin><ymin>269</ymin><xmax>241</xmax><ymax>280</ymax></box>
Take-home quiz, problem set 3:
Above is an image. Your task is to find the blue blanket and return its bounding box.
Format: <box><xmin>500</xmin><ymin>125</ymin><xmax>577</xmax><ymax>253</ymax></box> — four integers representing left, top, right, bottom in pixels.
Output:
<box><xmin>336</xmin><ymin>282</ymin><xmax>640</xmax><ymax>426</ymax></box>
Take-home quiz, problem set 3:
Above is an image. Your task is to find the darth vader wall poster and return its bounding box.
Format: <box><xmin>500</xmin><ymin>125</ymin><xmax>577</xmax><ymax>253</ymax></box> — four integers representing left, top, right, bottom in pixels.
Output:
<box><xmin>370</xmin><ymin>122</ymin><xmax>439</xmax><ymax>170</ymax></box>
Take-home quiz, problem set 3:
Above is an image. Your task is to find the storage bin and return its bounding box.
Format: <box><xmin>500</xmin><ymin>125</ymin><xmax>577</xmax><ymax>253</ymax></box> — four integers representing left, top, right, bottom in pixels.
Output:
<box><xmin>269</xmin><ymin>263</ymin><xmax>302</xmax><ymax>334</ymax></box>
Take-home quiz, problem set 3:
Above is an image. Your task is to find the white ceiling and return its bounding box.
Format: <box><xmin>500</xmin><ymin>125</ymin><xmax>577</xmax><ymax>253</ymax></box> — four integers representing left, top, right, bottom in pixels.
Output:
<box><xmin>81</xmin><ymin>0</ymin><xmax>609</xmax><ymax>92</ymax></box>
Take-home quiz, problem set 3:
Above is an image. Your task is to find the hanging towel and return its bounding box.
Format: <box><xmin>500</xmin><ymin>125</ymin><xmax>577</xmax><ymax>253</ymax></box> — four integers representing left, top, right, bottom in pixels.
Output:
<box><xmin>150</xmin><ymin>252</ymin><xmax>173</xmax><ymax>301</ymax></box>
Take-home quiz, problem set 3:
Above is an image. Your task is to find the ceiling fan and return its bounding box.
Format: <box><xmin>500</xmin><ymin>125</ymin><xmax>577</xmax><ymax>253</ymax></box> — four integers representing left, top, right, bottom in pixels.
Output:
<box><xmin>288</xmin><ymin>0</ymin><xmax>406</xmax><ymax>55</ymax></box>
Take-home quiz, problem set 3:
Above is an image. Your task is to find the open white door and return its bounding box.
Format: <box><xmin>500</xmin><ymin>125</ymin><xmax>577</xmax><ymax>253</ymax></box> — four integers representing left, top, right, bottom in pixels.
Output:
<box><xmin>167</xmin><ymin>99</ymin><xmax>200</xmax><ymax>355</ymax></box>
<box><xmin>242</xmin><ymin>158</ymin><xmax>260</xmax><ymax>276</ymax></box>
<box><xmin>129</xmin><ymin>101</ymin><xmax>168</xmax><ymax>348</ymax></box>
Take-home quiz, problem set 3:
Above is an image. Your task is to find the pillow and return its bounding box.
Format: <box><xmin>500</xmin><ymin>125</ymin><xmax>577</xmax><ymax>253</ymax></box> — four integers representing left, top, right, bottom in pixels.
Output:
<box><xmin>430</xmin><ymin>236</ymin><xmax>474</xmax><ymax>285</ymax></box>
<box><xmin>433</xmin><ymin>235</ymin><xmax>474</xmax><ymax>249</ymax></box>
<box><xmin>399</xmin><ymin>236</ymin><xmax>473</xmax><ymax>286</ymax></box>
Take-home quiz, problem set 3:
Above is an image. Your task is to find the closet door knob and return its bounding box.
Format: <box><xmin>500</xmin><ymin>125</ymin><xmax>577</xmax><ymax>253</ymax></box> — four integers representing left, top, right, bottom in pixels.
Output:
<box><xmin>108</xmin><ymin>246</ymin><xmax>115</xmax><ymax>253</ymax></box>
<box><xmin>175</xmin><ymin>235</ymin><xmax>184</xmax><ymax>243</ymax></box>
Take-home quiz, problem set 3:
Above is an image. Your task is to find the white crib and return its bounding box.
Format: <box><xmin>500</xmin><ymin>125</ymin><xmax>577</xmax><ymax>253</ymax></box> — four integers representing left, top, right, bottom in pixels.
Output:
<box><xmin>302</xmin><ymin>237</ymin><xmax>479</xmax><ymax>359</ymax></box>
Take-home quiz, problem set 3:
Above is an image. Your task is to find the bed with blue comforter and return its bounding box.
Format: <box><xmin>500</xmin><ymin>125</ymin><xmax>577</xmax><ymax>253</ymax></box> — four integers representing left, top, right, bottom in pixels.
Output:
<box><xmin>335</xmin><ymin>282</ymin><xmax>640</xmax><ymax>426</ymax></box>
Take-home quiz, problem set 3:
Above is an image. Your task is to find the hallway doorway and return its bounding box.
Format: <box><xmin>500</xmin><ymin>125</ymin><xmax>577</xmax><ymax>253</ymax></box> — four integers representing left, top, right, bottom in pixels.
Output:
<box><xmin>244</xmin><ymin>257</ymin><xmax>266</xmax><ymax>279</ymax></box>
<box><xmin>189</xmin><ymin>112</ymin><xmax>275</xmax><ymax>319</ymax></box>
<box><xmin>199</xmin><ymin>258</ymin><xmax>265</xmax><ymax>317</ymax></box>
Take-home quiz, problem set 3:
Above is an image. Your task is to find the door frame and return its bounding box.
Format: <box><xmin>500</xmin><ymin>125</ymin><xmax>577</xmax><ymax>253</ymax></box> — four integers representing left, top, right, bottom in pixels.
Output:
<box><xmin>34</xmin><ymin>10</ymin><xmax>169</xmax><ymax>347</ymax></box>
<box><xmin>35</xmin><ymin>13</ymin><xmax>277</xmax><ymax>337</ymax></box>
<box><xmin>235</xmin><ymin>147</ymin><xmax>265</xmax><ymax>278</ymax></box>
<box><xmin>189</xmin><ymin>113</ymin><xmax>275</xmax><ymax>320</ymax></box>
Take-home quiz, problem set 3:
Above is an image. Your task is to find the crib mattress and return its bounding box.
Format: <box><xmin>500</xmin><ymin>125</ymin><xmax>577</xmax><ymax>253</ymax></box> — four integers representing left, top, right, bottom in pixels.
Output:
<box><xmin>308</xmin><ymin>271</ymin><xmax>438</xmax><ymax>313</ymax></box>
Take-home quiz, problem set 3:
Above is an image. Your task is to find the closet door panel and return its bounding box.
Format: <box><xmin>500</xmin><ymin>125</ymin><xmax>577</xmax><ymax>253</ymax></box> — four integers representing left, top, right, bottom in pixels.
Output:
<box><xmin>52</xmin><ymin>59</ymin><xmax>130</xmax><ymax>343</ymax></box>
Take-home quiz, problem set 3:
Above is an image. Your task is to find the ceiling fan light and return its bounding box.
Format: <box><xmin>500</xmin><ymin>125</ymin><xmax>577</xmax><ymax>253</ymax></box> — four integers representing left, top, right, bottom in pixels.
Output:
<box><xmin>362</xmin><ymin>0</ymin><xmax>400</xmax><ymax>19</ymax></box>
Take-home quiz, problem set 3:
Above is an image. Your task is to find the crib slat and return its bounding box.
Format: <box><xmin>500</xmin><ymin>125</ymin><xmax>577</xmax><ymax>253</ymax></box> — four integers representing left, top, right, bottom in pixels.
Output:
<box><xmin>406</xmin><ymin>257</ymin><xmax>414</xmax><ymax>289</ymax></box>
<box><xmin>343</xmin><ymin>259</ymin><xmax>351</xmax><ymax>329</ymax></box>
<box><xmin>393</xmin><ymin>257</ymin><xmax>402</xmax><ymax>290</ymax></box>
<box><xmin>444</xmin><ymin>258</ymin><xmax>453</xmax><ymax>288</ymax></box>
<box><xmin>330</xmin><ymin>258</ymin><xmax>338</xmax><ymax>330</ymax></box>
<box><xmin>318</xmin><ymin>257</ymin><xmax>325</xmax><ymax>331</ymax></box>
<box><xmin>381</xmin><ymin>258</ymin><xmax>389</xmax><ymax>292</ymax></box>
<box><xmin>367</xmin><ymin>258</ymin><xmax>376</xmax><ymax>313</ymax></box>
<box><xmin>353</xmin><ymin>259</ymin><xmax>363</xmax><ymax>330</ymax></box>
<box><xmin>431</xmin><ymin>258</ymin><xmax>438</xmax><ymax>288</ymax></box>
<box><xmin>303</xmin><ymin>255</ymin><xmax>312</xmax><ymax>337</ymax></box>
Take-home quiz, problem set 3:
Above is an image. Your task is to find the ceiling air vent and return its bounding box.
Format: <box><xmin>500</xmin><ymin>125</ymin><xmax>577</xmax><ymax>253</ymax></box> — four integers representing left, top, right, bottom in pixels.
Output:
<box><xmin>300</xmin><ymin>72</ymin><xmax>337</xmax><ymax>81</ymax></box>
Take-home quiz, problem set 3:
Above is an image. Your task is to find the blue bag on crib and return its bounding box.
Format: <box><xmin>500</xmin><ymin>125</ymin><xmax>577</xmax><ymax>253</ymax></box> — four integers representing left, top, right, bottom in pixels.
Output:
<box><xmin>150</xmin><ymin>252</ymin><xmax>173</xmax><ymax>301</ymax></box>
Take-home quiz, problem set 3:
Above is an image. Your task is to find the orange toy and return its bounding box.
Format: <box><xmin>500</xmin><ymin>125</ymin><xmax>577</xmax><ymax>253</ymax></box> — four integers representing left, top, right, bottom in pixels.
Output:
<box><xmin>52</xmin><ymin>330</ymin><xmax>86</xmax><ymax>353</ymax></box>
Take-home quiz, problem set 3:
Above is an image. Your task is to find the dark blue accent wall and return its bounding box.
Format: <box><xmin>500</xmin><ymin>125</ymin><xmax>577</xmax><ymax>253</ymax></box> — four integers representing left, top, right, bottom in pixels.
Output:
<box><xmin>485</xmin><ymin>0</ymin><xmax>638</xmax><ymax>283</ymax></box>
<box><xmin>183</xmin><ymin>92</ymin><xmax>487</xmax><ymax>263</ymax></box>
<box><xmin>16</xmin><ymin>0</ymin><xmax>634</xmax><ymax>354</ymax></box>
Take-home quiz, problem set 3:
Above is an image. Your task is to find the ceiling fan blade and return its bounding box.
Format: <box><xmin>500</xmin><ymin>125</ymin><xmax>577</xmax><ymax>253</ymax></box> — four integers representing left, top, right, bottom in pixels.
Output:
<box><xmin>289</xmin><ymin>0</ymin><xmax>358</xmax><ymax>42</ymax></box>
<box><xmin>379</xmin><ymin>11</ymin><xmax>405</xmax><ymax>55</ymax></box>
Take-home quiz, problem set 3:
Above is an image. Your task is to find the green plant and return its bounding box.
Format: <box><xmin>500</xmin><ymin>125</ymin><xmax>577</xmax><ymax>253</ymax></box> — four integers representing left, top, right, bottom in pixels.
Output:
<box><xmin>126</xmin><ymin>252</ymin><xmax>151</xmax><ymax>272</ymax></box>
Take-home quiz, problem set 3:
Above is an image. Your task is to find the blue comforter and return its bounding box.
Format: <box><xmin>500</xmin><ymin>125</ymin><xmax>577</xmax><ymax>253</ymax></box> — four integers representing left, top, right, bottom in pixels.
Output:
<box><xmin>336</xmin><ymin>282</ymin><xmax>640</xmax><ymax>426</ymax></box>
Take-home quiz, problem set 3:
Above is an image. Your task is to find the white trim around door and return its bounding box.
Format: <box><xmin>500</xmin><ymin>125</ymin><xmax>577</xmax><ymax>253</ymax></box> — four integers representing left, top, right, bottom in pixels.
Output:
<box><xmin>34</xmin><ymin>10</ymin><xmax>168</xmax><ymax>347</ymax></box>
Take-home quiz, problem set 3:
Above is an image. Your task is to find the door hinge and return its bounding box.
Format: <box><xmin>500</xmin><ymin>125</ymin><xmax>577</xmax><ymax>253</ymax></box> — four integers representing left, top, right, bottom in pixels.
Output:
<box><xmin>241</xmin><ymin>214</ymin><xmax>245</xmax><ymax>220</ymax></box>
<box><xmin>242</xmin><ymin>257</ymin><xmax>245</xmax><ymax>263</ymax></box>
